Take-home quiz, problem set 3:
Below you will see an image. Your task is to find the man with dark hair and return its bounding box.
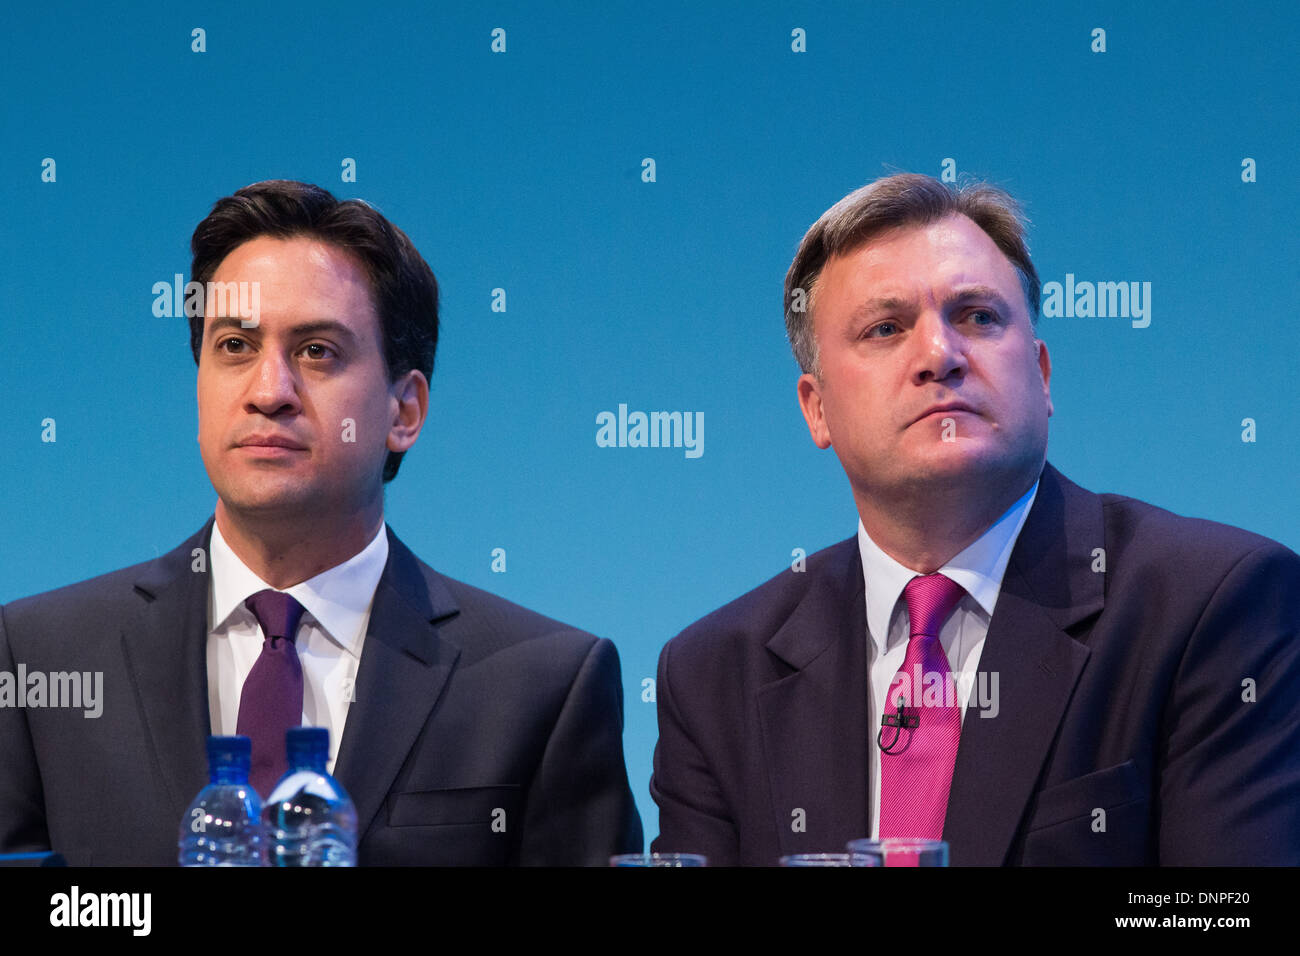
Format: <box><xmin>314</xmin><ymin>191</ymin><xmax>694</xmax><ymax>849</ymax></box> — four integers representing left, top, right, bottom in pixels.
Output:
<box><xmin>650</xmin><ymin>172</ymin><xmax>1300</xmax><ymax>866</ymax></box>
<box><xmin>187</xmin><ymin>181</ymin><xmax>439</xmax><ymax>484</ymax></box>
<box><xmin>0</xmin><ymin>180</ymin><xmax>642</xmax><ymax>865</ymax></box>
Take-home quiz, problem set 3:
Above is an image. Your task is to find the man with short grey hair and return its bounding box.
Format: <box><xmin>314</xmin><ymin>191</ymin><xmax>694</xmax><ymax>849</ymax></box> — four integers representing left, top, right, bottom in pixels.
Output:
<box><xmin>650</xmin><ymin>172</ymin><xmax>1300</xmax><ymax>866</ymax></box>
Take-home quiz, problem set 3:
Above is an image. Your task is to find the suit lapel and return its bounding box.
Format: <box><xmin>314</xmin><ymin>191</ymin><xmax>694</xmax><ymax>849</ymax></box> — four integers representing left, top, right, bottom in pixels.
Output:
<box><xmin>334</xmin><ymin>528</ymin><xmax>461</xmax><ymax>841</ymax></box>
<box><xmin>124</xmin><ymin>519</ymin><xmax>215</xmax><ymax>817</ymax></box>
<box><xmin>758</xmin><ymin>539</ymin><xmax>871</xmax><ymax>858</ymax></box>
<box><xmin>120</xmin><ymin>519</ymin><xmax>461</xmax><ymax>842</ymax></box>
<box><xmin>943</xmin><ymin>463</ymin><xmax>1104</xmax><ymax>864</ymax></box>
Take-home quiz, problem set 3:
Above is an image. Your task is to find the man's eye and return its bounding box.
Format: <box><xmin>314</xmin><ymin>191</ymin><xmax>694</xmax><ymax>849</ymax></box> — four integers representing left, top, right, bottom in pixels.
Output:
<box><xmin>302</xmin><ymin>343</ymin><xmax>335</xmax><ymax>360</ymax></box>
<box><xmin>866</xmin><ymin>321</ymin><xmax>899</xmax><ymax>338</ymax></box>
<box><xmin>970</xmin><ymin>309</ymin><xmax>997</xmax><ymax>326</ymax></box>
<box><xmin>218</xmin><ymin>337</ymin><xmax>247</xmax><ymax>354</ymax></box>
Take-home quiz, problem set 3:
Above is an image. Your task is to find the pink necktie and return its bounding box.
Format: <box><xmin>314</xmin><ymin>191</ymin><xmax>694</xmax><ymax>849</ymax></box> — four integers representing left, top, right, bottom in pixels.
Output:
<box><xmin>878</xmin><ymin>573</ymin><xmax>966</xmax><ymax>841</ymax></box>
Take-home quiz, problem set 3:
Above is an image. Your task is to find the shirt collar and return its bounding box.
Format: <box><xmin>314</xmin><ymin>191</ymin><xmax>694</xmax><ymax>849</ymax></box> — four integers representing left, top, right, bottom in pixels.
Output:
<box><xmin>857</xmin><ymin>478</ymin><xmax>1039</xmax><ymax>656</ymax></box>
<box><xmin>209</xmin><ymin>518</ymin><xmax>390</xmax><ymax>658</ymax></box>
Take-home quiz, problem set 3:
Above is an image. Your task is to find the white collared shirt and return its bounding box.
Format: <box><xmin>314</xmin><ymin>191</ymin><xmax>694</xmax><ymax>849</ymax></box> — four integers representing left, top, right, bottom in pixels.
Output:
<box><xmin>859</xmin><ymin>478</ymin><xmax>1039</xmax><ymax>838</ymax></box>
<box><xmin>205</xmin><ymin>519</ymin><xmax>389</xmax><ymax>775</ymax></box>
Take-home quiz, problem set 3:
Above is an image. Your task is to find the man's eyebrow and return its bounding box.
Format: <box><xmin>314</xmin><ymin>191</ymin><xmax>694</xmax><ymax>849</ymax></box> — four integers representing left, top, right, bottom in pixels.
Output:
<box><xmin>849</xmin><ymin>296</ymin><xmax>914</xmax><ymax>320</ymax></box>
<box><xmin>285</xmin><ymin>320</ymin><xmax>361</xmax><ymax>344</ymax></box>
<box><xmin>848</xmin><ymin>286</ymin><xmax>1014</xmax><ymax>319</ymax></box>
<box><xmin>947</xmin><ymin>285</ymin><xmax>1015</xmax><ymax>310</ymax></box>
<box><xmin>206</xmin><ymin>317</ymin><xmax>361</xmax><ymax>344</ymax></box>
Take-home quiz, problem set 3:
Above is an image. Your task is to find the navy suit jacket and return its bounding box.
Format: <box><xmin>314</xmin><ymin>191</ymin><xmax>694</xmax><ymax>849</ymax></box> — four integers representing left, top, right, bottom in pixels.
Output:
<box><xmin>0</xmin><ymin>519</ymin><xmax>642</xmax><ymax>865</ymax></box>
<box><xmin>650</xmin><ymin>462</ymin><xmax>1300</xmax><ymax>865</ymax></box>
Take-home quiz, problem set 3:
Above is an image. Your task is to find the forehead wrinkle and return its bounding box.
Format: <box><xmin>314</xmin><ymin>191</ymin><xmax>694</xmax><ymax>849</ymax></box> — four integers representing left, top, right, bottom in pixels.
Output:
<box><xmin>847</xmin><ymin>279</ymin><xmax>1018</xmax><ymax>320</ymax></box>
<box><xmin>849</xmin><ymin>295</ymin><xmax>915</xmax><ymax>320</ymax></box>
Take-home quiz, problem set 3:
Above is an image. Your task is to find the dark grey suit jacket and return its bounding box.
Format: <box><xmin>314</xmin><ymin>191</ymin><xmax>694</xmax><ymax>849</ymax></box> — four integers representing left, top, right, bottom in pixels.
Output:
<box><xmin>0</xmin><ymin>519</ymin><xmax>642</xmax><ymax>865</ymax></box>
<box><xmin>650</xmin><ymin>462</ymin><xmax>1300</xmax><ymax>865</ymax></box>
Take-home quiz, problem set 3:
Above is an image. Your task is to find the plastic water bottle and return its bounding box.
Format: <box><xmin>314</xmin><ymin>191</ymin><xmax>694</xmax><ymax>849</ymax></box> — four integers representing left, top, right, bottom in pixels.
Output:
<box><xmin>263</xmin><ymin>727</ymin><xmax>357</xmax><ymax>866</ymax></box>
<box><xmin>178</xmin><ymin>735</ymin><xmax>265</xmax><ymax>866</ymax></box>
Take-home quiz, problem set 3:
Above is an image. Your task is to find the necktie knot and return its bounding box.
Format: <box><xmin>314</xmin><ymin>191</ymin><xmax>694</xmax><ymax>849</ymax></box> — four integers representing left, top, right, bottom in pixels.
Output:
<box><xmin>244</xmin><ymin>589</ymin><xmax>306</xmax><ymax>646</ymax></box>
<box><xmin>903</xmin><ymin>573</ymin><xmax>966</xmax><ymax>641</ymax></box>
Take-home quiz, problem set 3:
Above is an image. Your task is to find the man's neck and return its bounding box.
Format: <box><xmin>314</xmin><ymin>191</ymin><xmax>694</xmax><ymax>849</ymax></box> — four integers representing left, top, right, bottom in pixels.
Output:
<box><xmin>213</xmin><ymin>500</ymin><xmax>385</xmax><ymax>590</ymax></box>
<box><xmin>853</xmin><ymin>467</ymin><xmax>1039</xmax><ymax>574</ymax></box>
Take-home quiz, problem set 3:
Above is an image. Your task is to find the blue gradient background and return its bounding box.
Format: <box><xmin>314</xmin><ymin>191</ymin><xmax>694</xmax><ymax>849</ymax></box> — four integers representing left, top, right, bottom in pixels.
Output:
<box><xmin>2</xmin><ymin>0</ymin><xmax>1296</xmax><ymax>843</ymax></box>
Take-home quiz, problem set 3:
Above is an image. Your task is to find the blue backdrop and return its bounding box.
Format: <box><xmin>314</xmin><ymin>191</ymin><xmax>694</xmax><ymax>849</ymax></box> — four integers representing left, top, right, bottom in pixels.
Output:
<box><xmin>3</xmin><ymin>0</ymin><xmax>1297</xmax><ymax>841</ymax></box>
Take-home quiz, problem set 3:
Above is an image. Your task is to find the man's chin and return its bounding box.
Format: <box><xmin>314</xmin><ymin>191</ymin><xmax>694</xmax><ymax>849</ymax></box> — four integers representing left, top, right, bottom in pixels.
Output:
<box><xmin>214</xmin><ymin>485</ymin><xmax>325</xmax><ymax>520</ymax></box>
<box><xmin>908</xmin><ymin>440</ymin><xmax>1045</xmax><ymax>489</ymax></box>
<box><xmin>912</xmin><ymin>439</ymin><xmax>990</xmax><ymax>470</ymax></box>
<box><xmin>886</xmin><ymin>443</ymin><xmax>1023</xmax><ymax>487</ymax></box>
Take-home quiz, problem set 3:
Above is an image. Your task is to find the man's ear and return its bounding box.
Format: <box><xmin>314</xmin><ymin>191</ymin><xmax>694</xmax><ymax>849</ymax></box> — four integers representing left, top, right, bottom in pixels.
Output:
<box><xmin>1035</xmin><ymin>339</ymin><xmax>1054</xmax><ymax>419</ymax></box>
<box><xmin>797</xmin><ymin>373</ymin><xmax>832</xmax><ymax>449</ymax></box>
<box><xmin>386</xmin><ymin>369</ymin><xmax>429</xmax><ymax>454</ymax></box>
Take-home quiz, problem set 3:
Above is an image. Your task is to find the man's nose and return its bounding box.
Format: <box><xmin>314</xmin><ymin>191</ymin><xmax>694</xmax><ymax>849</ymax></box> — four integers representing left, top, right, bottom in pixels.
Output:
<box><xmin>245</xmin><ymin>350</ymin><xmax>301</xmax><ymax>413</ymax></box>
<box><xmin>912</xmin><ymin>312</ymin><xmax>966</xmax><ymax>384</ymax></box>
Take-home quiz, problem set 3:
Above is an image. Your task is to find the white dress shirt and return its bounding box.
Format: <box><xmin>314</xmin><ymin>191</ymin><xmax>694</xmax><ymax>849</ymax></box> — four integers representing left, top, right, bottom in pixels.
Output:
<box><xmin>205</xmin><ymin>519</ymin><xmax>389</xmax><ymax>775</ymax></box>
<box><xmin>860</xmin><ymin>478</ymin><xmax>1039</xmax><ymax>838</ymax></box>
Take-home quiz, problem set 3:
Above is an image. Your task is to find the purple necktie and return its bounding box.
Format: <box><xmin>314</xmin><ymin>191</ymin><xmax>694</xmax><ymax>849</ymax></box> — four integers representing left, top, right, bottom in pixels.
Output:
<box><xmin>236</xmin><ymin>589</ymin><xmax>305</xmax><ymax>799</ymax></box>
<box><xmin>878</xmin><ymin>573</ymin><xmax>966</xmax><ymax>842</ymax></box>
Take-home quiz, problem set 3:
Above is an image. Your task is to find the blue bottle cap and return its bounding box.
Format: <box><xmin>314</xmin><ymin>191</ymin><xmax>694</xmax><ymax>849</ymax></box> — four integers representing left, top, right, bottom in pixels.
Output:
<box><xmin>286</xmin><ymin>726</ymin><xmax>330</xmax><ymax>770</ymax></box>
<box><xmin>207</xmin><ymin>734</ymin><xmax>251</xmax><ymax>766</ymax></box>
<box><xmin>206</xmin><ymin>734</ymin><xmax>252</xmax><ymax>783</ymax></box>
